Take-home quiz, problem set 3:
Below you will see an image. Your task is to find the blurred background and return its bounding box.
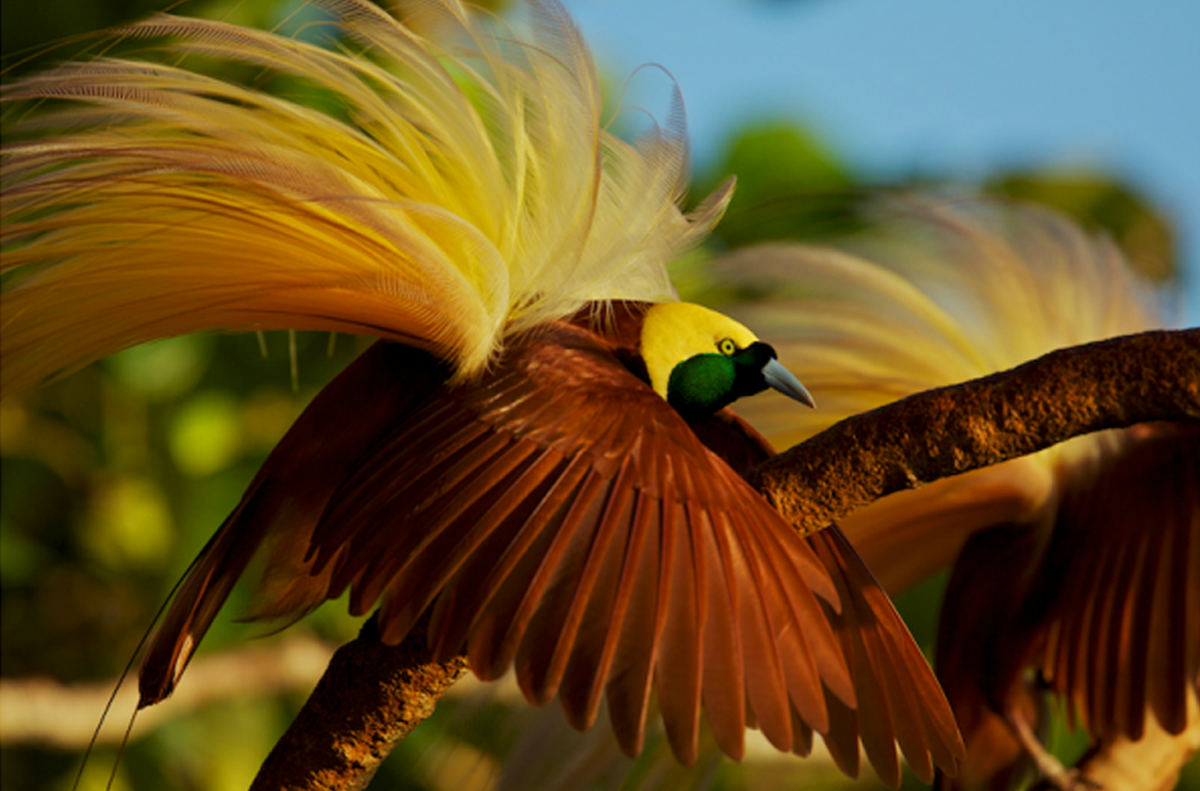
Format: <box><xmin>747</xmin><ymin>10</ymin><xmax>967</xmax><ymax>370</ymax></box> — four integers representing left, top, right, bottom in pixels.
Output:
<box><xmin>2</xmin><ymin>0</ymin><xmax>1197</xmax><ymax>789</ymax></box>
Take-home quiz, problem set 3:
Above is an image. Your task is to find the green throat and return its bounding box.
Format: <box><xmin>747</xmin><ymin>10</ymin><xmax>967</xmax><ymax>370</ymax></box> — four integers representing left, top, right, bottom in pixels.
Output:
<box><xmin>666</xmin><ymin>343</ymin><xmax>775</xmax><ymax>421</ymax></box>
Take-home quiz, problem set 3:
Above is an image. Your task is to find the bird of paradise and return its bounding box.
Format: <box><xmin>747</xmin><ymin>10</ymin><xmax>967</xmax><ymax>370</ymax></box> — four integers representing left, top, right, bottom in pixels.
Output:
<box><xmin>0</xmin><ymin>0</ymin><xmax>964</xmax><ymax>783</ymax></box>
<box><xmin>706</xmin><ymin>199</ymin><xmax>1199</xmax><ymax>788</ymax></box>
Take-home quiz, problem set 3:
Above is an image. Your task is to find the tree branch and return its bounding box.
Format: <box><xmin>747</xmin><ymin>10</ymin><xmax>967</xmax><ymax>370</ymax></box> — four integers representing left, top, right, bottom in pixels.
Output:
<box><xmin>250</xmin><ymin>614</ymin><xmax>468</xmax><ymax>791</ymax></box>
<box><xmin>249</xmin><ymin>329</ymin><xmax>1199</xmax><ymax>789</ymax></box>
<box><xmin>748</xmin><ymin>329</ymin><xmax>1200</xmax><ymax>534</ymax></box>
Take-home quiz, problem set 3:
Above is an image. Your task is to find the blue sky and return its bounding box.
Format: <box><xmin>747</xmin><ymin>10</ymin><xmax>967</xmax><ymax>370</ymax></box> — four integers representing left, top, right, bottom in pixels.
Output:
<box><xmin>561</xmin><ymin>0</ymin><xmax>1200</xmax><ymax>325</ymax></box>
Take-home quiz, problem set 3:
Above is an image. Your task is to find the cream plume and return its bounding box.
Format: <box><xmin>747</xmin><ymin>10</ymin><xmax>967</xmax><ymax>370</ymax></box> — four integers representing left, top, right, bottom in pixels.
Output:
<box><xmin>1</xmin><ymin>0</ymin><xmax>731</xmax><ymax>393</ymax></box>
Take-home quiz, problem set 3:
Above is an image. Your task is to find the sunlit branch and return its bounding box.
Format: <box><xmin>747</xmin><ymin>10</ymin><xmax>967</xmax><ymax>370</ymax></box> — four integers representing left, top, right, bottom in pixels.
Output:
<box><xmin>750</xmin><ymin>329</ymin><xmax>1200</xmax><ymax>534</ymax></box>
<box><xmin>250</xmin><ymin>614</ymin><xmax>468</xmax><ymax>791</ymax></box>
<box><xmin>252</xmin><ymin>328</ymin><xmax>1199</xmax><ymax>790</ymax></box>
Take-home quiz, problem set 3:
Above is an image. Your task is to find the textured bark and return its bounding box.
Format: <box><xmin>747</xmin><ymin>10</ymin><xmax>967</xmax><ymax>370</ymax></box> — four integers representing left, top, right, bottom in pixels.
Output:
<box><xmin>250</xmin><ymin>615</ymin><xmax>468</xmax><ymax>791</ymax></box>
<box><xmin>748</xmin><ymin>329</ymin><xmax>1200</xmax><ymax>535</ymax></box>
<box><xmin>252</xmin><ymin>328</ymin><xmax>1199</xmax><ymax>789</ymax></box>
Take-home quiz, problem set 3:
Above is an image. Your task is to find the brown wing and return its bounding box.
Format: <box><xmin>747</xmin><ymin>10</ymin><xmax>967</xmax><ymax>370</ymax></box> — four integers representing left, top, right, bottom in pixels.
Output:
<box><xmin>932</xmin><ymin>518</ymin><xmax>1048</xmax><ymax>791</ymax></box>
<box><xmin>694</xmin><ymin>407</ymin><xmax>966</xmax><ymax>786</ymax></box>
<box><xmin>933</xmin><ymin>423</ymin><xmax>1200</xmax><ymax>790</ymax></box>
<box><xmin>237</xmin><ymin>320</ymin><xmax>856</xmax><ymax>765</ymax></box>
<box><xmin>810</xmin><ymin>526</ymin><xmax>966</xmax><ymax>786</ymax></box>
<box><xmin>139</xmin><ymin>341</ymin><xmax>448</xmax><ymax>706</ymax></box>
<box><xmin>1039</xmin><ymin>422</ymin><xmax>1200</xmax><ymax>740</ymax></box>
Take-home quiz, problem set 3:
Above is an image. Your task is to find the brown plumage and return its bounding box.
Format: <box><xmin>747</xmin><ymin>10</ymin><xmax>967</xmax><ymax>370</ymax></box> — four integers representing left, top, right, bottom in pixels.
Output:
<box><xmin>2</xmin><ymin>1</ymin><xmax>965</xmax><ymax>781</ymax></box>
<box><xmin>137</xmin><ymin>303</ymin><xmax>963</xmax><ymax>778</ymax></box>
<box><xmin>936</xmin><ymin>421</ymin><xmax>1200</xmax><ymax>789</ymax></box>
<box><xmin>699</xmin><ymin>200</ymin><xmax>1198</xmax><ymax>788</ymax></box>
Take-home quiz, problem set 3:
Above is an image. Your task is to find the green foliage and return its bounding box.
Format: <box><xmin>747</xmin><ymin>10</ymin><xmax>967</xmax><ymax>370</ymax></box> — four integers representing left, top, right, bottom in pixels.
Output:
<box><xmin>693</xmin><ymin>121</ymin><xmax>866</xmax><ymax>249</ymax></box>
<box><xmin>2</xmin><ymin>1</ymin><xmax>1192</xmax><ymax>790</ymax></box>
<box><xmin>985</xmin><ymin>170</ymin><xmax>1179</xmax><ymax>283</ymax></box>
<box><xmin>0</xmin><ymin>331</ymin><xmax>367</xmax><ymax>790</ymax></box>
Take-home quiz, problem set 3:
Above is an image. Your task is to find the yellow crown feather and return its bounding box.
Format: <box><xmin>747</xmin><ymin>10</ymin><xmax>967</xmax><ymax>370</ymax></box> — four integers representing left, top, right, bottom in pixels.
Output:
<box><xmin>1</xmin><ymin>0</ymin><xmax>732</xmax><ymax>394</ymax></box>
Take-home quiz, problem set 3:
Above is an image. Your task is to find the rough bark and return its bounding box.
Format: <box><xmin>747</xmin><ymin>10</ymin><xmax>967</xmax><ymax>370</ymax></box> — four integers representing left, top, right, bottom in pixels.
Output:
<box><xmin>748</xmin><ymin>329</ymin><xmax>1200</xmax><ymax>534</ymax></box>
<box><xmin>251</xmin><ymin>328</ymin><xmax>1200</xmax><ymax>789</ymax></box>
<box><xmin>250</xmin><ymin>615</ymin><xmax>468</xmax><ymax>791</ymax></box>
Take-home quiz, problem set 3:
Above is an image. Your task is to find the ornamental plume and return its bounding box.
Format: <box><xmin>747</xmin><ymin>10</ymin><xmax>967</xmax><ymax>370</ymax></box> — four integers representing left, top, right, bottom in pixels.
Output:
<box><xmin>2</xmin><ymin>0</ymin><xmax>966</xmax><ymax>781</ymax></box>
<box><xmin>2</xmin><ymin>0</ymin><xmax>727</xmax><ymax>392</ymax></box>
<box><xmin>704</xmin><ymin>199</ymin><xmax>1198</xmax><ymax>787</ymax></box>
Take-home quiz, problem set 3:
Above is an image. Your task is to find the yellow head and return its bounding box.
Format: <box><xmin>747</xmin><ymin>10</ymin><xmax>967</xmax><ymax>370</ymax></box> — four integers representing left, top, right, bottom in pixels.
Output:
<box><xmin>640</xmin><ymin>302</ymin><xmax>815</xmax><ymax>420</ymax></box>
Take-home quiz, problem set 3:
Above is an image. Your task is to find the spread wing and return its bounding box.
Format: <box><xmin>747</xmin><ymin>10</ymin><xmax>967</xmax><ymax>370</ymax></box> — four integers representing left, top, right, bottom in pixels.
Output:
<box><xmin>1039</xmin><ymin>423</ymin><xmax>1200</xmax><ymax>739</ymax></box>
<box><xmin>305</xmin><ymin>321</ymin><xmax>856</xmax><ymax>764</ymax></box>
<box><xmin>932</xmin><ymin>424</ymin><xmax>1200</xmax><ymax>789</ymax></box>
<box><xmin>138</xmin><ymin>341</ymin><xmax>449</xmax><ymax>706</ymax></box>
<box><xmin>140</xmin><ymin>325</ymin><xmax>857</xmax><ymax>766</ymax></box>
<box><xmin>696</xmin><ymin>409</ymin><xmax>965</xmax><ymax>785</ymax></box>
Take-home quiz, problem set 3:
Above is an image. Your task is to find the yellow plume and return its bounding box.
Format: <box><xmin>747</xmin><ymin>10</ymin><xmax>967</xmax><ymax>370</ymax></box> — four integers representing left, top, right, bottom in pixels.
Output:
<box><xmin>691</xmin><ymin>198</ymin><xmax>1168</xmax><ymax>593</ymax></box>
<box><xmin>699</xmin><ymin>198</ymin><xmax>1164</xmax><ymax>454</ymax></box>
<box><xmin>1</xmin><ymin>0</ymin><xmax>731</xmax><ymax>394</ymax></box>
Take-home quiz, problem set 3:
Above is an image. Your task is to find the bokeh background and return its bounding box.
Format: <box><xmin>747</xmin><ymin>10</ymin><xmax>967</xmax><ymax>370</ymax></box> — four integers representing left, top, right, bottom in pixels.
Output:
<box><xmin>2</xmin><ymin>1</ymin><xmax>1197</xmax><ymax>789</ymax></box>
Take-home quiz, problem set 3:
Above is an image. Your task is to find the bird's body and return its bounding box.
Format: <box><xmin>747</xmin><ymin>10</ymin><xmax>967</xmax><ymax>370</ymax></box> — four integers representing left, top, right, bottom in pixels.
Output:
<box><xmin>138</xmin><ymin>302</ymin><xmax>850</xmax><ymax>764</ymax></box>
<box><xmin>132</xmin><ymin>300</ymin><xmax>958</xmax><ymax>775</ymax></box>
<box><xmin>702</xmin><ymin>201</ymin><xmax>1199</xmax><ymax>788</ymax></box>
<box><xmin>934</xmin><ymin>418</ymin><xmax>1199</xmax><ymax>789</ymax></box>
<box><xmin>1</xmin><ymin>0</ymin><xmax>963</xmax><ymax>782</ymax></box>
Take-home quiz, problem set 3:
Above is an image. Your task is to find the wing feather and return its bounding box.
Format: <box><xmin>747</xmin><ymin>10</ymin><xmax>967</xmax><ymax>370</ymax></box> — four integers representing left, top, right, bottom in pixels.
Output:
<box><xmin>371</xmin><ymin>441</ymin><xmax>552</xmax><ymax>643</ymax></box>
<box><xmin>822</xmin><ymin>685</ymin><xmax>864</xmax><ymax>778</ymax></box>
<box><xmin>474</xmin><ymin>467</ymin><xmax>613</xmax><ymax>678</ymax></box>
<box><xmin>739</xmin><ymin>511</ymin><xmax>830</xmax><ymax>735</ymax></box>
<box><xmin>137</xmin><ymin>341</ymin><xmax>446</xmax><ymax>704</ymax></box>
<box><xmin>696</xmin><ymin>505</ymin><xmax>748</xmax><ymax>760</ymax></box>
<box><xmin>751</xmin><ymin>508</ymin><xmax>850</xmax><ymax>697</ymax></box>
<box><xmin>825</xmin><ymin>558</ymin><xmax>903</xmax><ymax>788</ymax></box>
<box><xmin>134</xmin><ymin>315</ymin><xmax>861</xmax><ymax>766</ymax></box>
<box><xmin>811</xmin><ymin>525</ymin><xmax>965</xmax><ymax>787</ymax></box>
<box><xmin>437</xmin><ymin>451</ymin><xmax>589</xmax><ymax>665</ymax></box>
<box><xmin>1039</xmin><ymin>424</ymin><xmax>1200</xmax><ymax>739</ymax></box>
<box><xmin>523</xmin><ymin>461</ymin><xmax>635</xmax><ymax>704</ymax></box>
<box><xmin>698</xmin><ymin>404</ymin><xmax>964</xmax><ymax>781</ymax></box>
<box><xmin>657</xmin><ymin>495</ymin><xmax>705</xmax><ymax>763</ymax></box>
<box><xmin>600</xmin><ymin>491</ymin><xmax>667</xmax><ymax>756</ymax></box>
<box><xmin>720</xmin><ymin>510</ymin><xmax>794</xmax><ymax>752</ymax></box>
<box><xmin>336</xmin><ymin>429</ymin><xmax>520</xmax><ymax>612</ymax></box>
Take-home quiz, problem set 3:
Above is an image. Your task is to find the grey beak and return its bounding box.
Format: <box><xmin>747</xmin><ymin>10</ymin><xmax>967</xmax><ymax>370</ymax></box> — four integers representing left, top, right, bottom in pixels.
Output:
<box><xmin>762</xmin><ymin>358</ymin><xmax>816</xmax><ymax>409</ymax></box>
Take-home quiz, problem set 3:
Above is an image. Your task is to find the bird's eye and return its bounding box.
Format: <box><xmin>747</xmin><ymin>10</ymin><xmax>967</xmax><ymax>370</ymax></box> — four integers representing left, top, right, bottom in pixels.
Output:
<box><xmin>717</xmin><ymin>337</ymin><xmax>737</xmax><ymax>356</ymax></box>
